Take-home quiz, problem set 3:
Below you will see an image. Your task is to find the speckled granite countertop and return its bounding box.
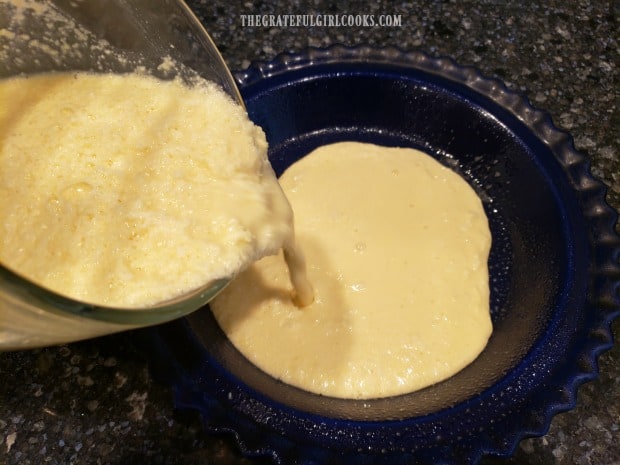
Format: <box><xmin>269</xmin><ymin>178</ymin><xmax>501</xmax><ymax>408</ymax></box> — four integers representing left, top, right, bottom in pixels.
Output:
<box><xmin>1</xmin><ymin>1</ymin><xmax>618</xmax><ymax>464</ymax></box>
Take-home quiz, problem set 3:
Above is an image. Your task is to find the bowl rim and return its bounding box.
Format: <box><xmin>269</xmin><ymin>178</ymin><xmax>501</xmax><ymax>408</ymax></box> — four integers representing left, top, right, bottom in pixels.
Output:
<box><xmin>143</xmin><ymin>44</ymin><xmax>620</xmax><ymax>465</ymax></box>
<box><xmin>0</xmin><ymin>264</ymin><xmax>230</xmax><ymax>324</ymax></box>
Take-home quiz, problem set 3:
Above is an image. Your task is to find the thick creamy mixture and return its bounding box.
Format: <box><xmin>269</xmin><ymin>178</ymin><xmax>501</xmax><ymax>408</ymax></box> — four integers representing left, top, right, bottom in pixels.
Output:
<box><xmin>211</xmin><ymin>141</ymin><xmax>492</xmax><ymax>399</ymax></box>
<box><xmin>0</xmin><ymin>72</ymin><xmax>300</xmax><ymax>308</ymax></box>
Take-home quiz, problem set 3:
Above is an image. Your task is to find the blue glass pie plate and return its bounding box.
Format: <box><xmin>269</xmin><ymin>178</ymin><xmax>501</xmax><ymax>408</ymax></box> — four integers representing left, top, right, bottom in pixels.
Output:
<box><xmin>140</xmin><ymin>46</ymin><xmax>620</xmax><ymax>464</ymax></box>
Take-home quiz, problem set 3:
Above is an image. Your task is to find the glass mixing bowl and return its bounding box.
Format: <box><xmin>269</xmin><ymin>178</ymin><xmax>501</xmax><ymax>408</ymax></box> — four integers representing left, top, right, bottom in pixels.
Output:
<box><xmin>0</xmin><ymin>0</ymin><xmax>241</xmax><ymax>349</ymax></box>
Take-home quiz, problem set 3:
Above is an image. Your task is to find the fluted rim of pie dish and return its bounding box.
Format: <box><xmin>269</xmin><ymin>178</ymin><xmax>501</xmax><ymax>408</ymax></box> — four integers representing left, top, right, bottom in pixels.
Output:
<box><xmin>168</xmin><ymin>45</ymin><xmax>620</xmax><ymax>464</ymax></box>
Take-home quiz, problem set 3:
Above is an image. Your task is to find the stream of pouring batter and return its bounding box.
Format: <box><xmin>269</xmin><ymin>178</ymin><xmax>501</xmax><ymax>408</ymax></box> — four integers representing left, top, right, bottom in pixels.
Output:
<box><xmin>283</xmin><ymin>239</ymin><xmax>314</xmax><ymax>307</ymax></box>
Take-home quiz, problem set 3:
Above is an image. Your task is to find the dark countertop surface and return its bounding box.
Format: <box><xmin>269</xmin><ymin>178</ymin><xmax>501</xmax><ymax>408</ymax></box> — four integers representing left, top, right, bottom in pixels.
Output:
<box><xmin>1</xmin><ymin>1</ymin><xmax>618</xmax><ymax>464</ymax></box>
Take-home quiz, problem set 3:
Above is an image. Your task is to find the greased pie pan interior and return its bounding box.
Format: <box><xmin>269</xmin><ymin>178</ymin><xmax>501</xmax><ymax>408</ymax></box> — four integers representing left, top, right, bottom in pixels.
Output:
<box><xmin>140</xmin><ymin>46</ymin><xmax>620</xmax><ymax>465</ymax></box>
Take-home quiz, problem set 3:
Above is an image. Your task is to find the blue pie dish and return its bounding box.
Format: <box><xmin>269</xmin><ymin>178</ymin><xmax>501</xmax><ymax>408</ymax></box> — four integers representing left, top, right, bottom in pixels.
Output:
<box><xmin>141</xmin><ymin>46</ymin><xmax>620</xmax><ymax>464</ymax></box>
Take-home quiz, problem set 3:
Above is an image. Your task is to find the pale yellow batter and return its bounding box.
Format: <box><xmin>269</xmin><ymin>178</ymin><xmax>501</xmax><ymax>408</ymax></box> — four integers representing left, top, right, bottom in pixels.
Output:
<box><xmin>0</xmin><ymin>72</ymin><xmax>301</xmax><ymax>308</ymax></box>
<box><xmin>211</xmin><ymin>141</ymin><xmax>492</xmax><ymax>399</ymax></box>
